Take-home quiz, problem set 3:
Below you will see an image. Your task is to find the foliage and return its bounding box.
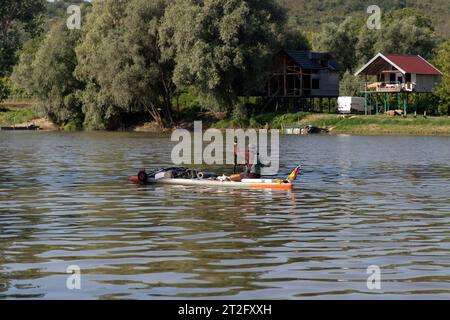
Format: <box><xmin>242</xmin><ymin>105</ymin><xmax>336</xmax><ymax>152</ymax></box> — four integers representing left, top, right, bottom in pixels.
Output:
<box><xmin>3</xmin><ymin>0</ymin><xmax>450</xmax><ymax>130</ymax></box>
<box><xmin>159</xmin><ymin>0</ymin><xmax>286</xmax><ymax>113</ymax></box>
<box><xmin>305</xmin><ymin>114</ymin><xmax>450</xmax><ymax>135</ymax></box>
<box><xmin>373</xmin><ymin>16</ymin><xmax>437</xmax><ymax>61</ymax></box>
<box><xmin>280</xmin><ymin>25</ymin><xmax>311</xmax><ymax>51</ymax></box>
<box><xmin>316</xmin><ymin>8</ymin><xmax>439</xmax><ymax>73</ymax></box>
<box><xmin>0</xmin><ymin>78</ymin><xmax>10</xmax><ymax>101</ymax></box>
<box><xmin>232</xmin><ymin>103</ymin><xmax>249</xmax><ymax>127</ymax></box>
<box><xmin>10</xmin><ymin>36</ymin><xmax>42</xmax><ymax>97</ymax></box>
<box><xmin>433</xmin><ymin>40</ymin><xmax>450</xmax><ymax>116</ymax></box>
<box><xmin>214</xmin><ymin>111</ymin><xmax>309</xmax><ymax>128</ymax></box>
<box><xmin>75</xmin><ymin>0</ymin><xmax>174</xmax><ymax>129</ymax></box>
<box><xmin>12</xmin><ymin>20</ymin><xmax>83</xmax><ymax>126</ymax></box>
<box><xmin>313</xmin><ymin>16</ymin><xmax>363</xmax><ymax>72</ymax></box>
<box><xmin>0</xmin><ymin>0</ymin><xmax>46</xmax><ymax>76</ymax></box>
<box><xmin>0</xmin><ymin>105</ymin><xmax>39</xmax><ymax>126</ymax></box>
<box><xmin>280</xmin><ymin>0</ymin><xmax>450</xmax><ymax>38</ymax></box>
<box><xmin>340</xmin><ymin>71</ymin><xmax>365</xmax><ymax>96</ymax></box>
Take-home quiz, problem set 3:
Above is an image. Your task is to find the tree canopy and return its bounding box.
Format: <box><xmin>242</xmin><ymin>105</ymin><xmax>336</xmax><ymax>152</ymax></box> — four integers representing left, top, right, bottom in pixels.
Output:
<box><xmin>6</xmin><ymin>1</ymin><xmax>450</xmax><ymax>127</ymax></box>
<box><xmin>12</xmin><ymin>20</ymin><xmax>83</xmax><ymax>126</ymax></box>
<box><xmin>74</xmin><ymin>0</ymin><xmax>175</xmax><ymax>129</ymax></box>
<box><xmin>159</xmin><ymin>0</ymin><xmax>286</xmax><ymax>112</ymax></box>
<box><xmin>433</xmin><ymin>40</ymin><xmax>450</xmax><ymax>115</ymax></box>
<box><xmin>314</xmin><ymin>8</ymin><xmax>438</xmax><ymax>72</ymax></box>
<box><xmin>0</xmin><ymin>0</ymin><xmax>45</xmax><ymax>76</ymax></box>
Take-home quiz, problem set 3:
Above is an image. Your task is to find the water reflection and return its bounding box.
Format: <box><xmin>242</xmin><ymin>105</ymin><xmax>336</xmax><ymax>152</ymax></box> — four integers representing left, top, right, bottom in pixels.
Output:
<box><xmin>1</xmin><ymin>132</ymin><xmax>450</xmax><ymax>299</ymax></box>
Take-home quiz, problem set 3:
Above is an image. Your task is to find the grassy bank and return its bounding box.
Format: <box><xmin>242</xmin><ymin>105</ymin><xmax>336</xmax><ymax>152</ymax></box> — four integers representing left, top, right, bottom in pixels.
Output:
<box><xmin>213</xmin><ymin>112</ymin><xmax>450</xmax><ymax>135</ymax></box>
<box><xmin>0</xmin><ymin>100</ymin><xmax>39</xmax><ymax>126</ymax></box>
<box><xmin>2</xmin><ymin>102</ymin><xmax>450</xmax><ymax>136</ymax></box>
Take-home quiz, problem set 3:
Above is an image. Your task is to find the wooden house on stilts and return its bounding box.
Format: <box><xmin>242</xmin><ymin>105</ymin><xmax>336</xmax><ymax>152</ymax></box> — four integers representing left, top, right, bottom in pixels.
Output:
<box><xmin>266</xmin><ymin>50</ymin><xmax>343</xmax><ymax>112</ymax></box>
<box><xmin>355</xmin><ymin>53</ymin><xmax>443</xmax><ymax>116</ymax></box>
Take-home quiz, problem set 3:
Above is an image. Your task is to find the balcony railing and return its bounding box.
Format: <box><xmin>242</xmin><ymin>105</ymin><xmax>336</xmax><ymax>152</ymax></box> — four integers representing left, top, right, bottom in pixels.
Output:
<box><xmin>363</xmin><ymin>81</ymin><xmax>416</xmax><ymax>93</ymax></box>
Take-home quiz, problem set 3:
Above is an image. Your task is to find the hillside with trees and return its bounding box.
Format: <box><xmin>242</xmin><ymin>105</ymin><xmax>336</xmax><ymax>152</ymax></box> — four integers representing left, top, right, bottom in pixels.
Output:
<box><xmin>279</xmin><ymin>0</ymin><xmax>450</xmax><ymax>38</ymax></box>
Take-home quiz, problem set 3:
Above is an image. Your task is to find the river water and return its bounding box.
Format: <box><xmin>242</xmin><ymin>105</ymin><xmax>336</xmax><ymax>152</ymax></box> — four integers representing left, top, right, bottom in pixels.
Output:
<box><xmin>0</xmin><ymin>132</ymin><xmax>449</xmax><ymax>299</ymax></box>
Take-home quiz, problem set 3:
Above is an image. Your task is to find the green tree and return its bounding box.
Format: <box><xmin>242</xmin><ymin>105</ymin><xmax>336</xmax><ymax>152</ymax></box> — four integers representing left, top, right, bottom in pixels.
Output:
<box><xmin>159</xmin><ymin>0</ymin><xmax>286</xmax><ymax>112</ymax></box>
<box><xmin>0</xmin><ymin>0</ymin><xmax>45</xmax><ymax>77</ymax></box>
<box><xmin>75</xmin><ymin>0</ymin><xmax>174</xmax><ymax>129</ymax></box>
<box><xmin>10</xmin><ymin>36</ymin><xmax>42</xmax><ymax>97</ymax></box>
<box><xmin>433</xmin><ymin>40</ymin><xmax>450</xmax><ymax>116</ymax></box>
<box><xmin>313</xmin><ymin>16</ymin><xmax>364</xmax><ymax>72</ymax></box>
<box><xmin>340</xmin><ymin>71</ymin><xmax>364</xmax><ymax>97</ymax></box>
<box><xmin>373</xmin><ymin>16</ymin><xmax>437</xmax><ymax>60</ymax></box>
<box><xmin>355</xmin><ymin>8</ymin><xmax>438</xmax><ymax>68</ymax></box>
<box><xmin>0</xmin><ymin>78</ymin><xmax>9</xmax><ymax>101</ymax></box>
<box><xmin>280</xmin><ymin>26</ymin><xmax>311</xmax><ymax>51</ymax></box>
<box><xmin>12</xmin><ymin>20</ymin><xmax>83</xmax><ymax>126</ymax></box>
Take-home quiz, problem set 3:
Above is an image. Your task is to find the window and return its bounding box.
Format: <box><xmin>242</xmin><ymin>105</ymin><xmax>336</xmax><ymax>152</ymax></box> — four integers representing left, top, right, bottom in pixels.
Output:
<box><xmin>405</xmin><ymin>73</ymin><xmax>411</xmax><ymax>82</ymax></box>
<box><xmin>312</xmin><ymin>79</ymin><xmax>320</xmax><ymax>89</ymax></box>
<box><xmin>390</xmin><ymin>74</ymin><xmax>396</xmax><ymax>82</ymax></box>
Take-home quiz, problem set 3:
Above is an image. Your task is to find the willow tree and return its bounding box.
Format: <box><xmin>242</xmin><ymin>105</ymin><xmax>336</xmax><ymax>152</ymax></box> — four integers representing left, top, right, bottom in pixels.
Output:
<box><xmin>11</xmin><ymin>20</ymin><xmax>83</xmax><ymax>126</ymax></box>
<box><xmin>75</xmin><ymin>0</ymin><xmax>174</xmax><ymax>129</ymax></box>
<box><xmin>159</xmin><ymin>0</ymin><xmax>286</xmax><ymax>113</ymax></box>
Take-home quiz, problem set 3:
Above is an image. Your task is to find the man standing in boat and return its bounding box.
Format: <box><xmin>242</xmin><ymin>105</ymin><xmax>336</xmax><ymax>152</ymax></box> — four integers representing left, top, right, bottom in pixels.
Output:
<box><xmin>231</xmin><ymin>144</ymin><xmax>264</xmax><ymax>181</ymax></box>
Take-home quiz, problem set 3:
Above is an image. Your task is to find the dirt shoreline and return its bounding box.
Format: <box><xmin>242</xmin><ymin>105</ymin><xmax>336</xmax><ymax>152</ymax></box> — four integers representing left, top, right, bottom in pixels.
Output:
<box><xmin>14</xmin><ymin>118</ymin><xmax>58</xmax><ymax>131</ymax></box>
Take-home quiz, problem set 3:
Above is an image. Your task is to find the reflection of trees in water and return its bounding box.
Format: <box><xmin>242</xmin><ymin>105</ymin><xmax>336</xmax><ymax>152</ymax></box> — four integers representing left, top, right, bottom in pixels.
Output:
<box><xmin>0</xmin><ymin>203</ymin><xmax>49</xmax><ymax>298</ymax></box>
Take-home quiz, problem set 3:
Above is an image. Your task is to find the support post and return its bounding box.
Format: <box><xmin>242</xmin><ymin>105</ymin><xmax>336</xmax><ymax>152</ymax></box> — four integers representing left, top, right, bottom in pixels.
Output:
<box><xmin>384</xmin><ymin>93</ymin><xmax>387</xmax><ymax>114</ymax></box>
<box><xmin>414</xmin><ymin>93</ymin><xmax>418</xmax><ymax>117</ymax></box>
<box><xmin>364</xmin><ymin>92</ymin><xmax>368</xmax><ymax>115</ymax></box>
<box><xmin>376</xmin><ymin>96</ymin><xmax>379</xmax><ymax>115</ymax></box>
<box><xmin>403</xmin><ymin>92</ymin><xmax>408</xmax><ymax>117</ymax></box>
<box><xmin>386</xmin><ymin>93</ymin><xmax>390</xmax><ymax>112</ymax></box>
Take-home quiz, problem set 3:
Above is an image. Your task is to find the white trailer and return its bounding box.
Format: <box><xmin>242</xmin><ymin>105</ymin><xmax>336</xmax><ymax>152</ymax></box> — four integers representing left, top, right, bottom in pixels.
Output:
<box><xmin>337</xmin><ymin>97</ymin><xmax>365</xmax><ymax>114</ymax></box>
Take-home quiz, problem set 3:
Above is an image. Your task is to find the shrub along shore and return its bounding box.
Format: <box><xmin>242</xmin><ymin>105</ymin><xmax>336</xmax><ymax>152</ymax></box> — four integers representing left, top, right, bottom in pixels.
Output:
<box><xmin>1</xmin><ymin>1</ymin><xmax>449</xmax><ymax>131</ymax></box>
<box><xmin>213</xmin><ymin>112</ymin><xmax>450</xmax><ymax>135</ymax></box>
<box><xmin>2</xmin><ymin>102</ymin><xmax>450</xmax><ymax>136</ymax></box>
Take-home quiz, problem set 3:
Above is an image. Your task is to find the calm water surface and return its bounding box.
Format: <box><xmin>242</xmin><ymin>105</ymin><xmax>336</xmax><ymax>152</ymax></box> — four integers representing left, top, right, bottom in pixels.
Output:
<box><xmin>1</xmin><ymin>132</ymin><xmax>450</xmax><ymax>299</ymax></box>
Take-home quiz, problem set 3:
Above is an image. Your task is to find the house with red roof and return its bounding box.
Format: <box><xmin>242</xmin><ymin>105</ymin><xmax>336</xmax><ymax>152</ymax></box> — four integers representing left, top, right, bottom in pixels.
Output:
<box><xmin>355</xmin><ymin>53</ymin><xmax>442</xmax><ymax>93</ymax></box>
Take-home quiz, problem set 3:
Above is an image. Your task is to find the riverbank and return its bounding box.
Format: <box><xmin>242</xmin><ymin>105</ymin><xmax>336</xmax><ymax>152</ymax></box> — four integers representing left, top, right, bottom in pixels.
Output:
<box><xmin>0</xmin><ymin>100</ymin><xmax>57</xmax><ymax>130</ymax></box>
<box><xmin>213</xmin><ymin>112</ymin><xmax>450</xmax><ymax>135</ymax></box>
<box><xmin>2</xmin><ymin>102</ymin><xmax>450</xmax><ymax>135</ymax></box>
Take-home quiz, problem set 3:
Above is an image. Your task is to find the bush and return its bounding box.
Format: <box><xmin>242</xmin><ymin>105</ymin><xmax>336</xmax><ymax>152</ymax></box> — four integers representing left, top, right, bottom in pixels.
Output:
<box><xmin>232</xmin><ymin>103</ymin><xmax>249</xmax><ymax>127</ymax></box>
<box><xmin>0</xmin><ymin>78</ymin><xmax>9</xmax><ymax>101</ymax></box>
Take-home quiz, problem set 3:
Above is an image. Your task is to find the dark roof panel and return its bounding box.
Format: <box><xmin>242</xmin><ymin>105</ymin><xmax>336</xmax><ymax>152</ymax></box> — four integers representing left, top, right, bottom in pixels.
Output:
<box><xmin>283</xmin><ymin>50</ymin><xmax>342</xmax><ymax>71</ymax></box>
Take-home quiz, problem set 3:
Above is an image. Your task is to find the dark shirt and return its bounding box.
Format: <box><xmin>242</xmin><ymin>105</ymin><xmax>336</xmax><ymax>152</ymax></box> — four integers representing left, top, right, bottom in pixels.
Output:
<box><xmin>250</xmin><ymin>157</ymin><xmax>265</xmax><ymax>175</ymax></box>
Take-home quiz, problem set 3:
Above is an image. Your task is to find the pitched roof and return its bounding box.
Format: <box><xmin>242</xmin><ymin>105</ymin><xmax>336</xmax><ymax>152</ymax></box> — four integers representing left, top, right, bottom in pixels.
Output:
<box><xmin>355</xmin><ymin>53</ymin><xmax>442</xmax><ymax>76</ymax></box>
<box><xmin>283</xmin><ymin>50</ymin><xmax>343</xmax><ymax>71</ymax></box>
<box><xmin>383</xmin><ymin>54</ymin><xmax>442</xmax><ymax>75</ymax></box>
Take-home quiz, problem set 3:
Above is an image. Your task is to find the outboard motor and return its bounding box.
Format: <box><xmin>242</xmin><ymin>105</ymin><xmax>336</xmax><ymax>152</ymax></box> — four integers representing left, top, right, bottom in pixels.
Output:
<box><xmin>137</xmin><ymin>170</ymin><xmax>148</xmax><ymax>182</ymax></box>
